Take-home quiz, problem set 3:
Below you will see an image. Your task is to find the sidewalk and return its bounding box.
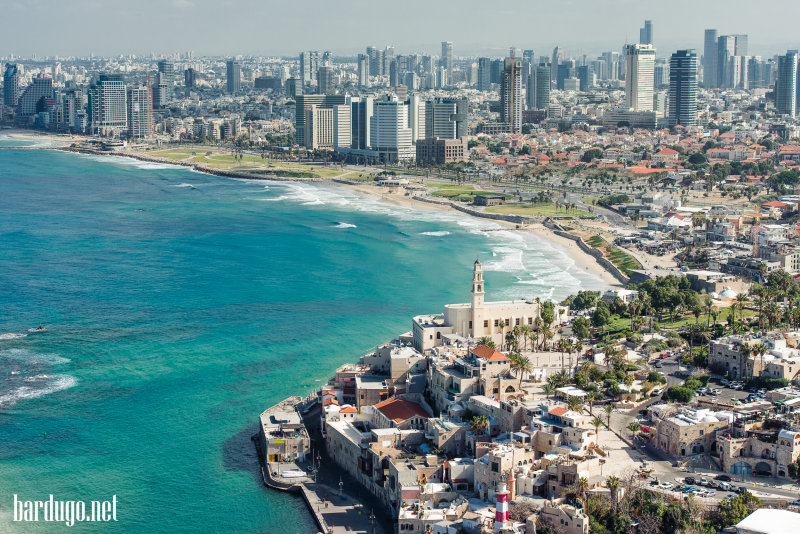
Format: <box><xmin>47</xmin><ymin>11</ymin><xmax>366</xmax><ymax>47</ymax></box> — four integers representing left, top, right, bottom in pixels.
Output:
<box><xmin>301</xmin><ymin>483</ymin><xmax>383</xmax><ymax>534</ymax></box>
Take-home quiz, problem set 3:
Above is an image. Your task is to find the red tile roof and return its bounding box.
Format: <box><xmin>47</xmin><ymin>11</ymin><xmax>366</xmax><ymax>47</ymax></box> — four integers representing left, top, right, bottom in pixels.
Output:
<box><xmin>339</xmin><ymin>406</ymin><xmax>358</xmax><ymax>413</ymax></box>
<box><xmin>472</xmin><ymin>345</ymin><xmax>509</xmax><ymax>361</ymax></box>
<box><xmin>549</xmin><ymin>406</ymin><xmax>569</xmax><ymax>417</ymax></box>
<box><xmin>374</xmin><ymin>398</ymin><xmax>429</xmax><ymax>423</ymax></box>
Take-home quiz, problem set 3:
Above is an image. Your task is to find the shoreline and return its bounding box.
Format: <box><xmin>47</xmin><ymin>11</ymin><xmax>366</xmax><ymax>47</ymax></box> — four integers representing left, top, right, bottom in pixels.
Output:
<box><xmin>1</xmin><ymin>131</ymin><xmax>621</xmax><ymax>290</ymax></box>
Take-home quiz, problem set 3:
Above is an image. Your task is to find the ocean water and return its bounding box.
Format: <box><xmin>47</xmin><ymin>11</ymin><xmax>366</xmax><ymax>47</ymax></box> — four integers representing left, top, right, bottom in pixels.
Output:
<box><xmin>0</xmin><ymin>142</ymin><xmax>607</xmax><ymax>533</ymax></box>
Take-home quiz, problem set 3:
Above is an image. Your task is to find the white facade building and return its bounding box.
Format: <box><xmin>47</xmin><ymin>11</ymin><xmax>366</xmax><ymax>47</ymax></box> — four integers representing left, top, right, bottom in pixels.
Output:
<box><xmin>624</xmin><ymin>44</ymin><xmax>656</xmax><ymax>111</ymax></box>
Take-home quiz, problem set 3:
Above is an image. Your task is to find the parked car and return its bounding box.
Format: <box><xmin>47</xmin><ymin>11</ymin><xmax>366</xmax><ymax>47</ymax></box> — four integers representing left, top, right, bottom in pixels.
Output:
<box><xmin>719</xmin><ymin>482</ymin><xmax>731</xmax><ymax>491</ymax></box>
<box><xmin>715</xmin><ymin>475</ymin><xmax>732</xmax><ymax>482</ymax></box>
<box><xmin>684</xmin><ymin>477</ymin><xmax>696</xmax><ymax>484</ymax></box>
<box><xmin>700</xmin><ymin>477</ymin><xmax>708</xmax><ymax>485</ymax></box>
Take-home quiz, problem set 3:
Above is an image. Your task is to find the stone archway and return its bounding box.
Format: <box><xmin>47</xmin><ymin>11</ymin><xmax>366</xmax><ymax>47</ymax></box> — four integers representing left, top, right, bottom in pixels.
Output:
<box><xmin>754</xmin><ymin>462</ymin><xmax>772</xmax><ymax>476</ymax></box>
<box><xmin>732</xmin><ymin>461</ymin><xmax>752</xmax><ymax>475</ymax></box>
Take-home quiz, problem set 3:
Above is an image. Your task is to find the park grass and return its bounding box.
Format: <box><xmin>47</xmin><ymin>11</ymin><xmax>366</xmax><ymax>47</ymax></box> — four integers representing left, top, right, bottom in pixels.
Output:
<box><xmin>605</xmin><ymin>306</ymin><xmax>758</xmax><ymax>331</ymax></box>
<box><xmin>584</xmin><ymin>234</ymin><xmax>641</xmax><ymax>275</ymax></box>
<box><xmin>486</xmin><ymin>203</ymin><xmax>594</xmax><ymax>218</ymax></box>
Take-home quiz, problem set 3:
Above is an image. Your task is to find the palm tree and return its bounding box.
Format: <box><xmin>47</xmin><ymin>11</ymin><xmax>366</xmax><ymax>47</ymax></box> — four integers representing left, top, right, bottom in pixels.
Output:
<box><xmin>509</xmin><ymin>353</ymin><xmax>533</xmax><ymax>391</ymax></box>
<box><xmin>627</xmin><ymin>421</ymin><xmax>641</xmax><ymax>438</ymax></box>
<box><xmin>703</xmin><ymin>295</ymin><xmax>714</xmax><ymax>328</ymax></box>
<box><xmin>576</xmin><ymin>476</ymin><xmax>589</xmax><ymax>506</ymax></box>
<box><xmin>542</xmin><ymin>326</ymin><xmax>553</xmax><ymax>351</ymax></box>
<box><xmin>542</xmin><ymin>383</ymin><xmax>554</xmax><ymax>400</ymax></box>
<box><xmin>738</xmin><ymin>342</ymin><xmax>751</xmax><ymax>380</ymax></box>
<box><xmin>736</xmin><ymin>293</ymin><xmax>749</xmax><ymax>324</ymax></box>
<box><xmin>606</xmin><ymin>475</ymin><xmax>621</xmax><ymax>510</ymax></box>
<box><xmin>754</xmin><ymin>343</ymin><xmax>768</xmax><ymax>375</ymax></box>
<box><xmin>557</xmin><ymin>338</ymin><xmax>568</xmax><ymax>371</ymax></box>
<box><xmin>604</xmin><ymin>404</ymin><xmax>614</xmax><ymax>428</ymax></box>
<box><xmin>586</xmin><ymin>391</ymin><xmax>598</xmax><ymax>415</ymax></box>
<box><xmin>574</xmin><ymin>340</ymin><xmax>583</xmax><ymax>375</ymax></box>
<box><xmin>477</xmin><ymin>336</ymin><xmax>495</xmax><ymax>349</ymax></box>
<box><xmin>591</xmin><ymin>416</ymin><xmax>603</xmax><ymax>447</ymax></box>
<box><xmin>567</xmin><ymin>396</ymin><xmax>584</xmax><ymax>414</ymax></box>
<box><xmin>470</xmin><ymin>415</ymin><xmax>490</xmax><ymax>436</ymax></box>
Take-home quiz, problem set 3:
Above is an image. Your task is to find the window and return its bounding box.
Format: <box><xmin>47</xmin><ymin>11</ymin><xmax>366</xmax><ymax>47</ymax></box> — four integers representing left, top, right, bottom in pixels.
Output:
<box><xmin>528</xmin><ymin>317</ymin><xmax>533</xmax><ymax>325</ymax></box>
<box><xmin>484</xmin><ymin>320</ymin><xmax>489</xmax><ymax>328</ymax></box>
<box><xmin>515</xmin><ymin>318</ymin><xmax>520</xmax><ymax>326</ymax></box>
<box><xmin>469</xmin><ymin>321</ymin><xmax>473</xmax><ymax>329</ymax></box>
<box><xmin>491</xmin><ymin>462</ymin><xmax>499</xmax><ymax>473</ymax></box>
<box><xmin>494</xmin><ymin>319</ymin><xmax>499</xmax><ymax>327</ymax></box>
<box><xmin>436</xmin><ymin>332</ymin><xmax>441</xmax><ymax>339</ymax></box>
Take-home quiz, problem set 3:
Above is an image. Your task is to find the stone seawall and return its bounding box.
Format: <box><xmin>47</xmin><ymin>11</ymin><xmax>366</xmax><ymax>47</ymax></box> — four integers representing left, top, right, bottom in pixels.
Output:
<box><xmin>543</xmin><ymin>221</ymin><xmax>631</xmax><ymax>285</ymax></box>
<box><xmin>412</xmin><ymin>195</ymin><xmax>538</xmax><ymax>225</ymax></box>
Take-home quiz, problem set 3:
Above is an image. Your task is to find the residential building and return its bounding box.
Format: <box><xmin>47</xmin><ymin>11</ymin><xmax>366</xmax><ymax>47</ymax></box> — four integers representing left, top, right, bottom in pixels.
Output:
<box><xmin>669</xmin><ymin>50</ymin><xmax>698</xmax><ymax>127</ymax></box>
<box><xmin>127</xmin><ymin>86</ymin><xmax>152</xmax><ymax>139</ymax></box>
<box><xmin>3</xmin><ymin>63</ymin><xmax>20</xmax><ymax>108</ymax></box>
<box><xmin>441</xmin><ymin>42</ymin><xmax>453</xmax><ymax>84</ymax></box>
<box><xmin>184</xmin><ymin>68</ymin><xmax>196</xmax><ymax>88</ymax></box>
<box><xmin>654</xmin><ymin>407</ymin><xmax>732</xmax><ymax>457</ymax></box>
<box><xmin>368</xmin><ymin>94</ymin><xmax>413</xmax><ymax>162</ymax></box>
<box><xmin>775</xmin><ymin>51</ymin><xmax>798</xmax><ymax>117</ymax></box>
<box><xmin>624</xmin><ymin>44</ymin><xmax>656</xmax><ymax>111</ymax></box>
<box><xmin>294</xmin><ymin>94</ymin><xmax>346</xmax><ymax>146</ymax></box>
<box><xmin>299</xmin><ymin>51</ymin><xmax>320</xmax><ymax>84</ymax></box>
<box><xmin>357</xmin><ymin>54</ymin><xmax>369</xmax><ymax>87</ymax></box>
<box><xmin>157</xmin><ymin>59</ymin><xmax>174</xmax><ymax>101</ymax></box>
<box><xmin>501</xmin><ymin>56</ymin><xmax>522</xmax><ymax>133</ymax></box>
<box><xmin>533</xmin><ymin>64</ymin><xmax>551</xmax><ymax>111</ymax></box>
<box><xmin>88</xmin><ymin>74</ymin><xmax>127</xmax><ymax>136</ymax></box>
<box><xmin>304</xmin><ymin>104</ymin><xmax>334</xmax><ymax>149</ymax></box>
<box><xmin>423</xmin><ymin>97</ymin><xmax>468</xmax><ymax>139</ymax></box>
<box><xmin>16</xmin><ymin>76</ymin><xmax>54</xmax><ymax>119</ymax></box>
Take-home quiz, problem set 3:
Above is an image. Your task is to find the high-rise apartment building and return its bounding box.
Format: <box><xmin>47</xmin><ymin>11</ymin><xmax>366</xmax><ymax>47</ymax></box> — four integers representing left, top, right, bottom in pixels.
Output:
<box><xmin>226</xmin><ymin>60</ymin><xmax>241</xmax><ymax>94</ymax></box>
<box><xmin>639</xmin><ymin>20</ymin><xmax>653</xmax><ymax>45</ymax></box>
<box><xmin>441</xmin><ymin>41</ymin><xmax>453</xmax><ymax>84</ymax></box>
<box><xmin>501</xmin><ymin>56</ymin><xmax>522</xmax><ymax>133</ymax></box>
<box><xmin>157</xmin><ymin>60</ymin><xmax>174</xmax><ymax>100</ymax></box>
<box><xmin>703</xmin><ymin>29</ymin><xmax>718</xmax><ymax>87</ymax></box>
<box><xmin>317</xmin><ymin>65</ymin><xmax>334</xmax><ymax>95</ymax></box>
<box><xmin>88</xmin><ymin>74</ymin><xmax>127</xmax><ymax>136</ymax></box>
<box><xmin>551</xmin><ymin>47</ymin><xmax>563</xmax><ymax>81</ymax></box>
<box><xmin>350</xmin><ymin>96</ymin><xmax>373</xmax><ymax>149</ymax></box>
<box><xmin>127</xmin><ymin>86</ymin><xmax>153</xmax><ymax>139</ymax></box>
<box><xmin>152</xmin><ymin>74</ymin><xmax>168</xmax><ymax>109</ymax></box>
<box><xmin>17</xmin><ymin>77</ymin><xmax>54</xmax><ymax>118</ymax></box>
<box><xmin>668</xmin><ymin>50</ymin><xmax>698</xmax><ymax>127</ymax></box>
<box><xmin>775</xmin><ymin>51</ymin><xmax>799</xmax><ymax>117</ymax></box>
<box><xmin>624</xmin><ymin>44</ymin><xmax>656</xmax><ymax>111</ymax></box>
<box><xmin>3</xmin><ymin>63</ymin><xmax>20</xmax><ymax>107</ymax></box>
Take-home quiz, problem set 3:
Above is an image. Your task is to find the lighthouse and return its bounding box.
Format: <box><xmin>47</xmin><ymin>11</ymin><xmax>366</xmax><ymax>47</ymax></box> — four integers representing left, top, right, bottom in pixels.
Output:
<box><xmin>494</xmin><ymin>481</ymin><xmax>510</xmax><ymax>533</ymax></box>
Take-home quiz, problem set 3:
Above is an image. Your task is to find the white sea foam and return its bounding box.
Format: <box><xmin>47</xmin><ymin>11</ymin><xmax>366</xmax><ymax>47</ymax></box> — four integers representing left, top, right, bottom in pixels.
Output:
<box><xmin>0</xmin><ymin>374</ymin><xmax>78</xmax><ymax>409</ymax></box>
<box><xmin>75</xmin><ymin>153</ymin><xmax>181</xmax><ymax>170</ymax></box>
<box><xmin>0</xmin><ymin>348</ymin><xmax>70</xmax><ymax>365</ymax></box>
<box><xmin>420</xmin><ymin>231</ymin><xmax>451</xmax><ymax>237</ymax></box>
<box><xmin>0</xmin><ymin>333</ymin><xmax>26</xmax><ymax>340</ymax></box>
<box><xmin>333</xmin><ymin>222</ymin><xmax>357</xmax><ymax>229</ymax></box>
<box><xmin>256</xmin><ymin>181</ymin><xmax>608</xmax><ymax>301</ymax></box>
<box><xmin>172</xmin><ymin>183</ymin><xmax>196</xmax><ymax>188</ymax></box>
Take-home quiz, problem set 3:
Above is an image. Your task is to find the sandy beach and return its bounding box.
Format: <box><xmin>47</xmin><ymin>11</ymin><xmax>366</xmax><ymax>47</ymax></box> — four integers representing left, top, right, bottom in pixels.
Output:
<box><xmin>1</xmin><ymin>131</ymin><xmax>621</xmax><ymax>290</ymax></box>
<box><xmin>337</xmin><ymin>181</ymin><xmax>622</xmax><ymax>288</ymax></box>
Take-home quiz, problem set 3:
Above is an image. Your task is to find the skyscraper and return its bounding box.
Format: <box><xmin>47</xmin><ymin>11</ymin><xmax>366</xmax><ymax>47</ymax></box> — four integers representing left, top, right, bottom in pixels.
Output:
<box><xmin>477</xmin><ymin>57</ymin><xmax>491</xmax><ymax>91</ymax></box>
<box><xmin>17</xmin><ymin>77</ymin><xmax>54</xmax><ymax>118</ymax></box>
<box><xmin>3</xmin><ymin>63</ymin><xmax>20</xmax><ymax>108</ymax></box>
<box><xmin>157</xmin><ymin>60</ymin><xmax>174</xmax><ymax>100</ymax></box>
<box><xmin>317</xmin><ymin>65</ymin><xmax>334</xmax><ymax>95</ymax></box>
<box><xmin>184</xmin><ymin>68</ymin><xmax>196</xmax><ymax>88</ymax></box>
<box><xmin>369</xmin><ymin>94</ymin><xmax>414</xmax><ymax>162</ymax></box>
<box><xmin>88</xmin><ymin>74</ymin><xmax>127</xmax><ymax>136</ymax></box>
<box><xmin>551</xmin><ymin>47</ymin><xmax>563</xmax><ymax>81</ymax></box>
<box><xmin>775</xmin><ymin>51</ymin><xmax>799</xmax><ymax>117</ymax></box>
<box><xmin>534</xmin><ymin>63</ymin><xmax>551</xmax><ymax>110</ymax></box>
<box><xmin>703</xmin><ymin>29</ymin><xmax>718</xmax><ymax>87</ymax></box>
<box><xmin>226</xmin><ymin>59</ymin><xmax>241</xmax><ymax>94</ymax></box>
<box><xmin>639</xmin><ymin>20</ymin><xmax>653</xmax><ymax>45</ymax></box>
<box><xmin>357</xmin><ymin>54</ymin><xmax>370</xmax><ymax>87</ymax></box>
<box><xmin>441</xmin><ymin>42</ymin><xmax>453</xmax><ymax>84</ymax></box>
<box><xmin>294</xmin><ymin>94</ymin><xmax>346</xmax><ymax>146</ymax></box>
<box><xmin>299</xmin><ymin>51</ymin><xmax>320</xmax><ymax>84</ymax></box>
<box><xmin>716</xmin><ymin>35</ymin><xmax>736</xmax><ymax>88</ymax></box>
<box><xmin>501</xmin><ymin>56</ymin><xmax>522</xmax><ymax>133</ymax></box>
<box><xmin>424</xmin><ymin>97</ymin><xmax>468</xmax><ymax>139</ymax></box>
<box><xmin>624</xmin><ymin>44</ymin><xmax>656</xmax><ymax>111</ymax></box>
<box><xmin>127</xmin><ymin>86</ymin><xmax>153</xmax><ymax>139</ymax></box>
<box><xmin>668</xmin><ymin>50</ymin><xmax>698</xmax><ymax>127</ymax></box>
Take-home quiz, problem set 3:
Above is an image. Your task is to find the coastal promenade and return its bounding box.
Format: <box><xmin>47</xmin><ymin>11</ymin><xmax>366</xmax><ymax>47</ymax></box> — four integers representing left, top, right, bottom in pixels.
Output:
<box><xmin>300</xmin><ymin>483</ymin><xmax>383</xmax><ymax>534</ymax></box>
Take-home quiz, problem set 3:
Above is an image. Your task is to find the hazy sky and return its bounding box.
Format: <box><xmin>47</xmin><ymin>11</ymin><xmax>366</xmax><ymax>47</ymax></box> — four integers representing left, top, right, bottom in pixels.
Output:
<box><xmin>2</xmin><ymin>0</ymin><xmax>798</xmax><ymax>58</ymax></box>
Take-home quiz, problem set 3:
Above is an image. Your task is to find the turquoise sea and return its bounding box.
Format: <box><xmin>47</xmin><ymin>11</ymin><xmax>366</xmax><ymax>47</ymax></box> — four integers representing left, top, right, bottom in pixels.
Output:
<box><xmin>0</xmin><ymin>140</ymin><xmax>607</xmax><ymax>533</ymax></box>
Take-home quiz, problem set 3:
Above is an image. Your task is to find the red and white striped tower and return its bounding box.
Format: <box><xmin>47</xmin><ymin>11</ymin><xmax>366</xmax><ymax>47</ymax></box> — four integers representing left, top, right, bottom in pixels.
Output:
<box><xmin>494</xmin><ymin>482</ymin><xmax>510</xmax><ymax>533</ymax></box>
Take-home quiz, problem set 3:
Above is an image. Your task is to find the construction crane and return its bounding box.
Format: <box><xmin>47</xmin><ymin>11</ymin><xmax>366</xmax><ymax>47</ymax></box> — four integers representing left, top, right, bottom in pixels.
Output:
<box><xmin>739</xmin><ymin>206</ymin><xmax>762</xmax><ymax>258</ymax></box>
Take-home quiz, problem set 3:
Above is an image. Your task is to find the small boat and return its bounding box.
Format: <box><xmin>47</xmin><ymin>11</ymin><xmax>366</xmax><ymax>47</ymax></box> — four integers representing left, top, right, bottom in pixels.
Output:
<box><xmin>28</xmin><ymin>326</ymin><xmax>46</xmax><ymax>333</ymax></box>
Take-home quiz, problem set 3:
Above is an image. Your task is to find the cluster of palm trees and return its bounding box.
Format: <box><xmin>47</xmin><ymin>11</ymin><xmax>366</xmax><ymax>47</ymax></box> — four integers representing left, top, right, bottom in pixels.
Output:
<box><xmin>477</xmin><ymin>319</ymin><xmax>555</xmax><ymax>355</ymax></box>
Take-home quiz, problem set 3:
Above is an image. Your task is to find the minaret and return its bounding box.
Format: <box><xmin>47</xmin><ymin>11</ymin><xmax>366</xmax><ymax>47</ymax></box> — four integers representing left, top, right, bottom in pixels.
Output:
<box><xmin>494</xmin><ymin>481</ymin><xmax>510</xmax><ymax>533</ymax></box>
<box><xmin>471</xmin><ymin>260</ymin><xmax>485</xmax><ymax>338</ymax></box>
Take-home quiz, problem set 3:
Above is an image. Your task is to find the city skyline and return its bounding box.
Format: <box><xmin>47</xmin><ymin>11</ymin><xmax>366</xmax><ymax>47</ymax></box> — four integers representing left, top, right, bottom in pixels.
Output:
<box><xmin>1</xmin><ymin>0</ymin><xmax>799</xmax><ymax>58</ymax></box>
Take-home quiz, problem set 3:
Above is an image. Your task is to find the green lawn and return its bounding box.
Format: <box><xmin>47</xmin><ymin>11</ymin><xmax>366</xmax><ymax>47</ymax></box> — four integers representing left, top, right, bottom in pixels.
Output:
<box><xmin>584</xmin><ymin>235</ymin><xmax>641</xmax><ymax>275</ymax></box>
<box><xmin>486</xmin><ymin>203</ymin><xmax>594</xmax><ymax>218</ymax></box>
